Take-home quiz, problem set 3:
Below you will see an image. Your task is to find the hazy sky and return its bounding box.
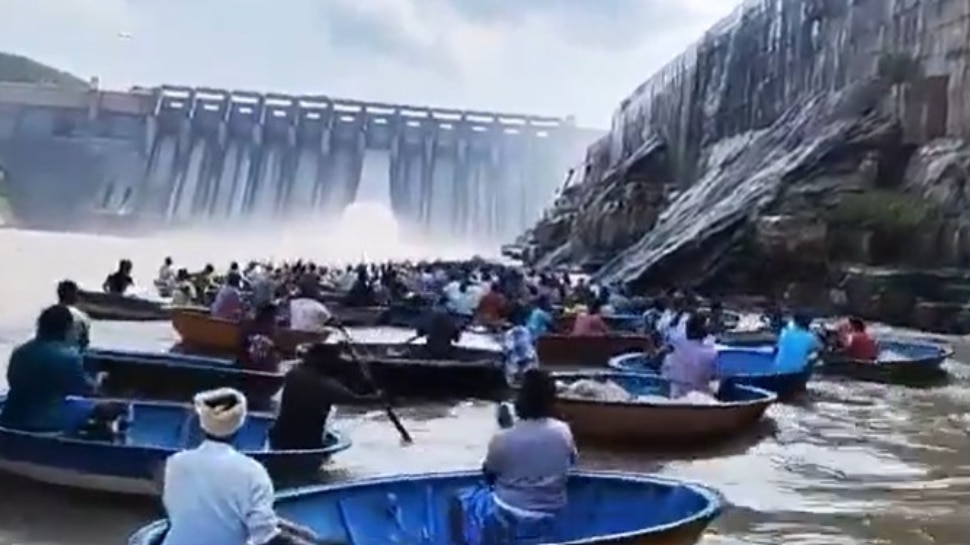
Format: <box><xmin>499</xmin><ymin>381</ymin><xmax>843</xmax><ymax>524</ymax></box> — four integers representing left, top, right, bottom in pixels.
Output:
<box><xmin>0</xmin><ymin>0</ymin><xmax>736</xmax><ymax>127</ymax></box>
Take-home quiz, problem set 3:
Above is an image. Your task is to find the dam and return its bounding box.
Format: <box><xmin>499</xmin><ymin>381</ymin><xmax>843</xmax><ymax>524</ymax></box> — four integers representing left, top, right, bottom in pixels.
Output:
<box><xmin>0</xmin><ymin>82</ymin><xmax>598</xmax><ymax>240</ymax></box>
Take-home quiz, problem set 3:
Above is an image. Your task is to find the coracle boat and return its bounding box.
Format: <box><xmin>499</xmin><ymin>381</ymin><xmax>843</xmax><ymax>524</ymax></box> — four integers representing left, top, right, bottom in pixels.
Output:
<box><xmin>76</xmin><ymin>290</ymin><xmax>172</xmax><ymax>321</ymax></box>
<box><xmin>0</xmin><ymin>395</ymin><xmax>350</xmax><ymax>495</ymax></box>
<box><xmin>554</xmin><ymin>371</ymin><xmax>776</xmax><ymax>445</ymax></box>
<box><xmin>819</xmin><ymin>338</ymin><xmax>952</xmax><ymax>384</ymax></box>
<box><xmin>537</xmin><ymin>334</ymin><xmax>653</xmax><ymax>367</ymax></box>
<box><xmin>607</xmin><ymin>350</ymin><xmax>812</xmax><ymax>401</ymax></box>
<box><xmin>331</xmin><ymin>342</ymin><xmax>507</xmax><ymax>400</ymax></box>
<box><xmin>83</xmin><ymin>348</ymin><xmax>285</xmax><ymax>408</ymax></box>
<box><xmin>128</xmin><ymin>470</ymin><xmax>723</xmax><ymax>545</ymax></box>
<box><xmin>170</xmin><ymin>307</ymin><xmax>331</xmax><ymax>355</ymax></box>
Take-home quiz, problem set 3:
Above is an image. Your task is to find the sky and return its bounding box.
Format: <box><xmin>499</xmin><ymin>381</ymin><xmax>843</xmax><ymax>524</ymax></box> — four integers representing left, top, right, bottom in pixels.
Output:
<box><xmin>0</xmin><ymin>0</ymin><xmax>737</xmax><ymax>128</ymax></box>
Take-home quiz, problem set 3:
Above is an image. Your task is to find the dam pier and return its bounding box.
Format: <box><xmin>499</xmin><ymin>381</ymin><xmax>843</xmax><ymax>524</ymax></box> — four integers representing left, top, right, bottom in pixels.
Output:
<box><xmin>0</xmin><ymin>82</ymin><xmax>597</xmax><ymax>240</ymax></box>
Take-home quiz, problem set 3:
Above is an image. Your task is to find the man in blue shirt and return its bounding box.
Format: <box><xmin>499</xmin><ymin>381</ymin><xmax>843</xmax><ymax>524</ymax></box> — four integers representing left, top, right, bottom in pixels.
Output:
<box><xmin>773</xmin><ymin>313</ymin><xmax>821</xmax><ymax>373</ymax></box>
<box><xmin>526</xmin><ymin>296</ymin><xmax>554</xmax><ymax>340</ymax></box>
<box><xmin>0</xmin><ymin>305</ymin><xmax>98</xmax><ymax>431</ymax></box>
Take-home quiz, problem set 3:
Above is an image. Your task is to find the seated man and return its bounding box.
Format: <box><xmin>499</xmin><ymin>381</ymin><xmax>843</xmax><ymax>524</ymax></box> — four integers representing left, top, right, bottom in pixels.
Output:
<box><xmin>452</xmin><ymin>369</ymin><xmax>575</xmax><ymax>545</ymax></box>
<box><xmin>161</xmin><ymin>388</ymin><xmax>290</xmax><ymax>545</ymax></box>
<box><xmin>415</xmin><ymin>296</ymin><xmax>463</xmax><ymax>359</ymax></box>
<box><xmin>840</xmin><ymin>316</ymin><xmax>878</xmax><ymax>361</ymax></box>
<box><xmin>772</xmin><ymin>313</ymin><xmax>821</xmax><ymax>373</ymax></box>
<box><xmin>0</xmin><ymin>305</ymin><xmax>99</xmax><ymax>432</ymax></box>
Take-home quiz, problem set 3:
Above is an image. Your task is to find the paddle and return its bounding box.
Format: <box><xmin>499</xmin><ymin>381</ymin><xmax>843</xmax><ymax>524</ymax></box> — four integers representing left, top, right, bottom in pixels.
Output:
<box><xmin>330</xmin><ymin>322</ymin><xmax>413</xmax><ymax>444</ymax></box>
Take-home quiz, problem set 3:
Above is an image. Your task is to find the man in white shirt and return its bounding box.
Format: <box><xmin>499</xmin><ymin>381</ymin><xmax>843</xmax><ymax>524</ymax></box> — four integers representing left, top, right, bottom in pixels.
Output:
<box><xmin>161</xmin><ymin>388</ymin><xmax>282</xmax><ymax>545</ymax></box>
<box><xmin>289</xmin><ymin>291</ymin><xmax>333</xmax><ymax>332</ymax></box>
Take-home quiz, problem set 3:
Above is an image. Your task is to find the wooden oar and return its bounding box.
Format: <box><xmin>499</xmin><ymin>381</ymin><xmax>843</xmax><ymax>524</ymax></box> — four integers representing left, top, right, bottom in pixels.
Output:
<box><xmin>331</xmin><ymin>323</ymin><xmax>413</xmax><ymax>444</ymax></box>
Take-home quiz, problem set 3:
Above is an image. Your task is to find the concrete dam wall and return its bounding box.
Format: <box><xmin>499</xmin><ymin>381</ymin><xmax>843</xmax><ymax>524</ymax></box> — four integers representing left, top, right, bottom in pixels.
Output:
<box><xmin>0</xmin><ymin>83</ymin><xmax>598</xmax><ymax>240</ymax></box>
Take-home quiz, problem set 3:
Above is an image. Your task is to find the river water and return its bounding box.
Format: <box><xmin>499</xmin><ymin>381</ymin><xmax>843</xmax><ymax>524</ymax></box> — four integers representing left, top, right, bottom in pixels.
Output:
<box><xmin>0</xmin><ymin>227</ymin><xmax>969</xmax><ymax>545</ymax></box>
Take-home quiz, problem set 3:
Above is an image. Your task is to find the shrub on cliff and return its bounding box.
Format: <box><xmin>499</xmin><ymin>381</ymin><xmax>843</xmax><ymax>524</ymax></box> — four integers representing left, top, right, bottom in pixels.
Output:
<box><xmin>0</xmin><ymin>52</ymin><xmax>88</xmax><ymax>89</ymax></box>
<box><xmin>826</xmin><ymin>189</ymin><xmax>938</xmax><ymax>234</ymax></box>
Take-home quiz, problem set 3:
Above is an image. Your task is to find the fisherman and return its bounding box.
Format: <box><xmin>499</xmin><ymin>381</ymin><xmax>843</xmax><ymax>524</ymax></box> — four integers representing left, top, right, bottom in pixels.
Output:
<box><xmin>414</xmin><ymin>295</ymin><xmax>463</xmax><ymax>359</ymax></box>
<box><xmin>289</xmin><ymin>286</ymin><xmax>333</xmax><ymax>332</ymax></box>
<box><xmin>192</xmin><ymin>264</ymin><xmax>217</xmax><ymax>304</ymax></box>
<box><xmin>837</xmin><ymin>316</ymin><xmax>878</xmax><ymax>361</ymax></box>
<box><xmin>238</xmin><ymin>304</ymin><xmax>281</xmax><ymax>373</ymax></box>
<box><xmin>0</xmin><ymin>305</ymin><xmax>100</xmax><ymax>431</ymax></box>
<box><xmin>525</xmin><ymin>295</ymin><xmax>554</xmax><ymax>340</ymax></box>
<box><xmin>160</xmin><ymin>388</ymin><xmax>287</xmax><ymax>545</ymax></box>
<box><xmin>570</xmin><ymin>301</ymin><xmax>609</xmax><ymax>336</ymax></box>
<box><xmin>156</xmin><ymin>257</ymin><xmax>176</xmax><ymax>296</ymax></box>
<box><xmin>706</xmin><ymin>300</ymin><xmax>729</xmax><ymax>335</ymax></box>
<box><xmin>56</xmin><ymin>280</ymin><xmax>91</xmax><ymax>350</ymax></box>
<box><xmin>475</xmin><ymin>282</ymin><xmax>507</xmax><ymax>330</ymax></box>
<box><xmin>103</xmin><ymin>259</ymin><xmax>134</xmax><ymax>295</ymax></box>
<box><xmin>211</xmin><ymin>272</ymin><xmax>245</xmax><ymax>321</ymax></box>
<box><xmin>451</xmin><ymin>369</ymin><xmax>576</xmax><ymax>545</ymax></box>
<box><xmin>344</xmin><ymin>266</ymin><xmax>376</xmax><ymax>307</ymax></box>
<box><xmin>501</xmin><ymin>306</ymin><xmax>539</xmax><ymax>385</ymax></box>
<box><xmin>171</xmin><ymin>269</ymin><xmax>197</xmax><ymax>306</ymax></box>
<box><xmin>662</xmin><ymin>314</ymin><xmax>718</xmax><ymax>398</ymax></box>
<box><xmin>269</xmin><ymin>343</ymin><xmax>383</xmax><ymax>450</ymax></box>
<box><xmin>773</xmin><ymin>312</ymin><xmax>821</xmax><ymax>372</ymax></box>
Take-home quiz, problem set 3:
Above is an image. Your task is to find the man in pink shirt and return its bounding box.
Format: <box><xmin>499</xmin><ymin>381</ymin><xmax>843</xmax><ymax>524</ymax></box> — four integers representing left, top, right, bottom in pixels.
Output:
<box><xmin>210</xmin><ymin>273</ymin><xmax>244</xmax><ymax>321</ymax></box>
<box><xmin>570</xmin><ymin>302</ymin><xmax>610</xmax><ymax>336</ymax></box>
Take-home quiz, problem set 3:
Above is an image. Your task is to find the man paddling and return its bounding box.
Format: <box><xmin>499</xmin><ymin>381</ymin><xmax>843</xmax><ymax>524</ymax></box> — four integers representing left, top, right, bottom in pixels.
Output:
<box><xmin>269</xmin><ymin>343</ymin><xmax>382</xmax><ymax>450</ymax></box>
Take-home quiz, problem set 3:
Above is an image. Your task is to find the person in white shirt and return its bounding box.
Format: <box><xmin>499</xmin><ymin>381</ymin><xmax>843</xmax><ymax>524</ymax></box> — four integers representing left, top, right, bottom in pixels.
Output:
<box><xmin>161</xmin><ymin>388</ymin><xmax>283</xmax><ymax>545</ymax></box>
<box><xmin>155</xmin><ymin>257</ymin><xmax>176</xmax><ymax>296</ymax></box>
<box><xmin>289</xmin><ymin>289</ymin><xmax>333</xmax><ymax>332</ymax></box>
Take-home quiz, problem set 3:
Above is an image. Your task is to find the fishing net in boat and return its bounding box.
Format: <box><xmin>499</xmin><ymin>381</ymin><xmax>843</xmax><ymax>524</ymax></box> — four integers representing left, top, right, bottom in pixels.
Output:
<box><xmin>558</xmin><ymin>379</ymin><xmax>630</xmax><ymax>401</ymax></box>
<box><xmin>557</xmin><ymin>379</ymin><xmax>720</xmax><ymax>405</ymax></box>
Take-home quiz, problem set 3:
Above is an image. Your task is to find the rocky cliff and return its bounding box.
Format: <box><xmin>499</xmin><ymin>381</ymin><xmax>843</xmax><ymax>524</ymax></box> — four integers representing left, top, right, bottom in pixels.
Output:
<box><xmin>522</xmin><ymin>0</ymin><xmax>970</xmax><ymax>332</ymax></box>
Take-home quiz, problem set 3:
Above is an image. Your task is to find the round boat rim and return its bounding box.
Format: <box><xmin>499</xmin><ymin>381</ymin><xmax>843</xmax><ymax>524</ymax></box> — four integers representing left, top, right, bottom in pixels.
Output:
<box><xmin>553</xmin><ymin>370</ymin><xmax>779</xmax><ymax>408</ymax></box>
<box><xmin>128</xmin><ymin>470</ymin><xmax>724</xmax><ymax>545</ymax></box>
<box><xmin>85</xmin><ymin>348</ymin><xmax>285</xmax><ymax>379</ymax></box>
<box><xmin>0</xmin><ymin>393</ymin><xmax>352</xmax><ymax>456</ymax></box>
<box><xmin>609</xmin><ymin>351</ymin><xmax>815</xmax><ymax>381</ymax></box>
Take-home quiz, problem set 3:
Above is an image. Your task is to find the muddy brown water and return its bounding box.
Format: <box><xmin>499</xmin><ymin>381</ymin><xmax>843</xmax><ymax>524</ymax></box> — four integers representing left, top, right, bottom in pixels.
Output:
<box><xmin>0</xmin><ymin>229</ymin><xmax>969</xmax><ymax>545</ymax></box>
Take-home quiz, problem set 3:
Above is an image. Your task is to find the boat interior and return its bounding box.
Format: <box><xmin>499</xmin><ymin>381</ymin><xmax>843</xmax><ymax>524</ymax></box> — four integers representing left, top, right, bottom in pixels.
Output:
<box><xmin>270</xmin><ymin>473</ymin><xmax>716</xmax><ymax>545</ymax></box>
<box><xmin>86</xmin><ymin>348</ymin><xmax>239</xmax><ymax>369</ymax></box>
<box><xmin>555</xmin><ymin>372</ymin><xmax>770</xmax><ymax>403</ymax></box>
<box><xmin>715</xmin><ymin>349</ymin><xmax>796</xmax><ymax>376</ymax></box>
<box><xmin>1</xmin><ymin>397</ymin><xmax>338</xmax><ymax>452</ymax></box>
<box><xmin>351</xmin><ymin>343</ymin><xmax>501</xmax><ymax>367</ymax></box>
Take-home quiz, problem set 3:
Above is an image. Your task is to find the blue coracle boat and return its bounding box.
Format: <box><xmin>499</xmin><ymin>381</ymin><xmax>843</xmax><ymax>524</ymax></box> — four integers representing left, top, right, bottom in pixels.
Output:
<box><xmin>128</xmin><ymin>470</ymin><xmax>723</xmax><ymax>545</ymax></box>
<box><xmin>609</xmin><ymin>347</ymin><xmax>812</xmax><ymax>401</ymax></box>
<box><xmin>84</xmin><ymin>348</ymin><xmax>285</xmax><ymax>408</ymax></box>
<box><xmin>819</xmin><ymin>338</ymin><xmax>952</xmax><ymax>383</ymax></box>
<box><xmin>0</xmin><ymin>394</ymin><xmax>350</xmax><ymax>495</ymax></box>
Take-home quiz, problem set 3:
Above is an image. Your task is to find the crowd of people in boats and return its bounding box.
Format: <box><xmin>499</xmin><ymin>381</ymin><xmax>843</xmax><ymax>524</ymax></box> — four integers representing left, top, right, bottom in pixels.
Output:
<box><xmin>0</xmin><ymin>256</ymin><xmax>885</xmax><ymax>545</ymax></box>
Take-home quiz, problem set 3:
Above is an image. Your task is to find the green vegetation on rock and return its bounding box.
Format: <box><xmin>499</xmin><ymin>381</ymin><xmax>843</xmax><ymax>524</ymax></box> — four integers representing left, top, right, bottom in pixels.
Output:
<box><xmin>0</xmin><ymin>52</ymin><xmax>88</xmax><ymax>89</ymax></box>
<box><xmin>826</xmin><ymin>189</ymin><xmax>938</xmax><ymax>234</ymax></box>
